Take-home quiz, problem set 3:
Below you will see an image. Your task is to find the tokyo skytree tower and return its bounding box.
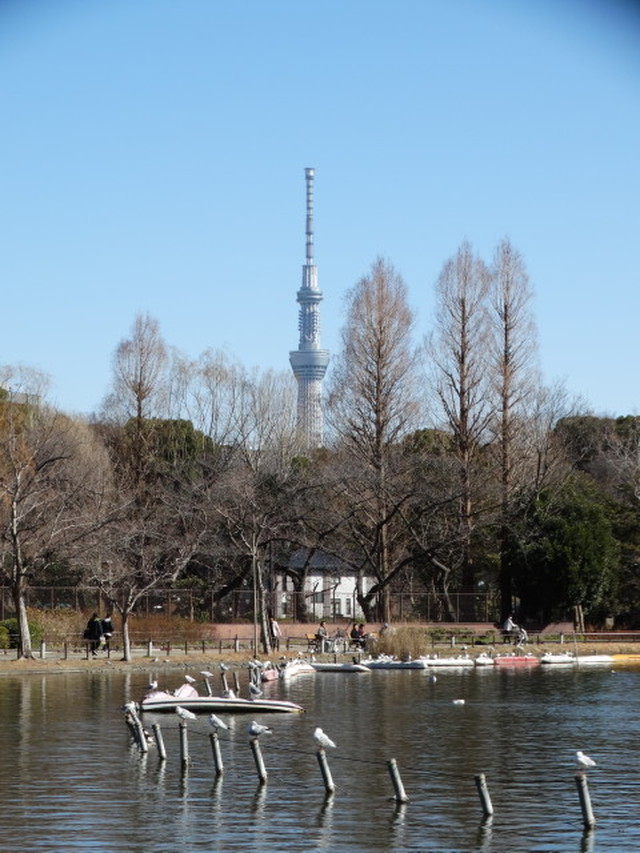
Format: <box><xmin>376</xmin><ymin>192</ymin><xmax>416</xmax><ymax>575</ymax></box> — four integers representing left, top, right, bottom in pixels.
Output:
<box><xmin>289</xmin><ymin>168</ymin><xmax>330</xmax><ymax>448</ymax></box>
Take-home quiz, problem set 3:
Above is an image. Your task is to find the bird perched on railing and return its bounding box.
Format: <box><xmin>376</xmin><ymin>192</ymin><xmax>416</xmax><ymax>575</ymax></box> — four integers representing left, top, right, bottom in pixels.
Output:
<box><xmin>313</xmin><ymin>727</ymin><xmax>336</xmax><ymax>749</ymax></box>
<box><xmin>209</xmin><ymin>714</ymin><xmax>229</xmax><ymax>731</ymax></box>
<box><xmin>248</xmin><ymin>720</ymin><xmax>272</xmax><ymax>738</ymax></box>
<box><xmin>176</xmin><ymin>706</ymin><xmax>197</xmax><ymax>721</ymax></box>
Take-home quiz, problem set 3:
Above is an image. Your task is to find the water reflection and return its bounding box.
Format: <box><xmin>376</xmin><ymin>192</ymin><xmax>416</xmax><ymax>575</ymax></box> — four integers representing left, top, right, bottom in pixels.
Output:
<box><xmin>1</xmin><ymin>665</ymin><xmax>640</xmax><ymax>852</ymax></box>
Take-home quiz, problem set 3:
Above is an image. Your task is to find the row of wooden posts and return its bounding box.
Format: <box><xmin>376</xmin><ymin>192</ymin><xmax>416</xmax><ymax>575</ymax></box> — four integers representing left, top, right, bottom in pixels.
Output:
<box><xmin>122</xmin><ymin>708</ymin><xmax>595</xmax><ymax>829</ymax></box>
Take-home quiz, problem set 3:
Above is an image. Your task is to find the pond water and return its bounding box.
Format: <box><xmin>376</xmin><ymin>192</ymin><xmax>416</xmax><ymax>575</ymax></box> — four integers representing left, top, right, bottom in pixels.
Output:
<box><xmin>0</xmin><ymin>662</ymin><xmax>638</xmax><ymax>852</ymax></box>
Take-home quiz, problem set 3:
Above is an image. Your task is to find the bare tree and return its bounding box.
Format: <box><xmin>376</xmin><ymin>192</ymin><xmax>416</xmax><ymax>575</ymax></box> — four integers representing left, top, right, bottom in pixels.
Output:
<box><xmin>92</xmin><ymin>315</ymin><xmax>210</xmax><ymax>659</ymax></box>
<box><xmin>0</xmin><ymin>367</ymin><xmax>111</xmax><ymax>657</ymax></box>
<box><xmin>327</xmin><ymin>257</ymin><xmax>422</xmax><ymax>620</ymax></box>
<box><xmin>487</xmin><ymin>238</ymin><xmax>539</xmax><ymax>620</ymax></box>
<box><xmin>428</xmin><ymin>241</ymin><xmax>492</xmax><ymax>610</ymax></box>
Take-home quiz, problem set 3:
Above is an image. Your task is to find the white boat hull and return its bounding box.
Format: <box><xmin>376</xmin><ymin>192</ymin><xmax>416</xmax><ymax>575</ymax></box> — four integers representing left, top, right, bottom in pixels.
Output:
<box><xmin>311</xmin><ymin>662</ymin><xmax>370</xmax><ymax>672</ymax></box>
<box><xmin>422</xmin><ymin>656</ymin><xmax>474</xmax><ymax>668</ymax></box>
<box><xmin>363</xmin><ymin>658</ymin><xmax>429</xmax><ymax>670</ymax></box>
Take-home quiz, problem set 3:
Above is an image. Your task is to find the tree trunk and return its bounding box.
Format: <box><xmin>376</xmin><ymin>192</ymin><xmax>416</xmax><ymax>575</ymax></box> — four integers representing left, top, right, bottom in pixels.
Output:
<box><xmin>12</xmin><ymin>575</ymin><xmax>33</xmax><ymax>659</ymax></box>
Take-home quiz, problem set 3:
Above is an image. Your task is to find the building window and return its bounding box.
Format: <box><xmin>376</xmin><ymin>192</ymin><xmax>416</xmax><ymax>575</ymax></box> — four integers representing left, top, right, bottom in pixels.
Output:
<box><xmin>345</xmin><ymin>599</ymin><xmax>352</xmax><ymax>616</ymax></box>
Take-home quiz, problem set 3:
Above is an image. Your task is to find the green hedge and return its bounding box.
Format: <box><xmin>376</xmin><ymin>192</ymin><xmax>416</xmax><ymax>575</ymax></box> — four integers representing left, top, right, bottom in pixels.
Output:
<box><xmin>0</xmin><ymin>618</ymin><xmax>42</xmax><ymax>649</ymax></box>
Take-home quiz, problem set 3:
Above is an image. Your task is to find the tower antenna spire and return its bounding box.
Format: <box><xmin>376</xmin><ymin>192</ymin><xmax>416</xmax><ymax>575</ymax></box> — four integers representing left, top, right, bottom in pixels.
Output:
<box><xmin>289</xmin><ymin>167</ymin><xmax>330</xmax><ymax>449</ymax></box>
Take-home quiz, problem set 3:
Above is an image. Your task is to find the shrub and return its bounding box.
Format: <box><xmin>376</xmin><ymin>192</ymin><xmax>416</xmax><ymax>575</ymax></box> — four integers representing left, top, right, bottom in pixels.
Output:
<box><xmin>0</xmin><ymin>618</ymin><xmax>42</xmax><ymax>649</ymax></box>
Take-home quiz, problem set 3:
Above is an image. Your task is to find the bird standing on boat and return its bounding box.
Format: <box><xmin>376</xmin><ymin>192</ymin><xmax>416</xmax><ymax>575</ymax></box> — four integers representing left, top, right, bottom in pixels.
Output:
<box><xmin>248</xmin><ymin>721</ymin><xmax>272</xmax><ymax>738</ymax></box>
<box><xmin>209</xmin><ymin>714</ymin><xmax>229</xmax><ymax>731</ymax></box>
<box><xmin>576</xmin><ymin>750</ymin><xmax>596</xmax><ymax>770</ymax></box>
<box><xmin>313</xmin><ymin>727</ymin><xmax>336</xmax><ymax>749</ymax></box>
<box><xmin>176</xmin><ymin>706</ymin><xmax>197</xmax><ymax>721</ymax></box>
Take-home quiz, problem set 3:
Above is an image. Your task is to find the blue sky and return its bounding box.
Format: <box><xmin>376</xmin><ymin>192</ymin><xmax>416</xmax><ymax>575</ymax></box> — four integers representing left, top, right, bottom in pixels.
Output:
<box><xmin>1</xmin><ymin>0</ymin><xmax>639</xmax><ymax>418</ymax></box>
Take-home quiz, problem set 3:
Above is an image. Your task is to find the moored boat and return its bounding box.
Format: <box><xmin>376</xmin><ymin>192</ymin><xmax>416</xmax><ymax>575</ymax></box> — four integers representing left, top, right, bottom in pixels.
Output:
<box><xmin>278</xmin><ymin>658</ymin><xmax>316</xmax><ymax>680</ymax></box>
<box><xmin>540</xmin><ymin>652</ymin><xmax>576</xmax><ymax>665</ymax></box>
<box><xmin>574</xmin><ymin>654</ymin><xmax>614</xmax><ymax>666</ymax></box>
<box><xmin>362</xmin><ymin>655</ymin><xmax>429</xmax><ymax>670</ymax></box>
<box><xmin>310</xmin><ymin>661</ymin><xmax>371</xmax><ymax>673</ymax></box>
<box><xmin>421</xmin><ymin>654</ymin><xmax>474</xmax><ymax>668</ymax></box>
<box><xmin>493</xmin><ymin>653</ymin><xmax>540</xmax><ymax>666</ymax></box>
<box><xmin>140</xmin><ymin>683</ymin><xmax>304</xmax><ymax>714</ymax></box>
<box><xmin>474</xmin><ymin>653</ymin><xmax>496</xmax><ymax>666</ymax></box>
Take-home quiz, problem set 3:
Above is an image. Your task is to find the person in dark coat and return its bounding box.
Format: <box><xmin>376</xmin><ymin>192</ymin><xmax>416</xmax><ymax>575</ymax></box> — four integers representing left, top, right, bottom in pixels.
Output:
<box><xmin>85</xmin><ymin>612</ymin><xmax>103</xmax><ymax>656</ymax></box>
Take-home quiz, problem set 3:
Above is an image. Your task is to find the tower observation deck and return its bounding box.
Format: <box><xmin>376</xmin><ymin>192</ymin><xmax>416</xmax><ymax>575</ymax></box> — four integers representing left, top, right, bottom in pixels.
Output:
<box><xmin>289</xmin><ymin>168</ymin><xmax>330</xmax><ymax>448</ymax></box>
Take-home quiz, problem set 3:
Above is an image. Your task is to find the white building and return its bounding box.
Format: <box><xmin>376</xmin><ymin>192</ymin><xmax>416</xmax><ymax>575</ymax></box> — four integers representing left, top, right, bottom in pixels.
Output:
<box><xmin>275</xmin><ymin>549</ymin><xmax>373</xmax><ymax>622</ymax></box>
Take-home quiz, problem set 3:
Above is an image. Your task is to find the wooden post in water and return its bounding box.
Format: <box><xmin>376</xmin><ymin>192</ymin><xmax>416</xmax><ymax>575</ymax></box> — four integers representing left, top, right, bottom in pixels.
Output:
<box><xmin>387</xmin><ymin>758</ymin><xmax>409</xmax><ymax>803</ymax></box>
<box><xmin>250</xmin><ymin>738</ymin><xmax>268</xmax><ymax>783</ymax></box>
<box><xmin>316</xmin><ymin>748</ymin><xmax>335</xmax><ymax>795</ymax></box>
<box><xmin>147</xmin><ymin>638</ymin><xmax>153</xmax><ymax>657</ymax></box>
<box><xmin>474</xmin><ymin>773</ymin><xmax>494</xmax><ymax>816</ymax></box>
<box><xmin>152</xmin><ymin>723</ymin><xmax>167</xmax><ymax>761</ymax></box>
<box><xmin>233</xmin><ymin>671</ymin><xmax>241</xmax><ymax>694</ymax></box>
<box><xmin>179</xmin><ymin>721</ymin><xmax>190</xmax><ymax>769</ymax></box>
<box><xmin>221</xmin><ymin>673</ymin><xmax>229</xmax><ymax>694</ymax></box>
<box><xmin>203</xmin><ymin>677</ymin><xmax>213</xmax><ymax>696</ymax></box>
<box><xmin>134</xmin><ymin>717</ymin><xmax>149</xmax><ymax>754</ymax></box>
<box><xmin>124</xmin><ymin>712</ymin><xmax>139</xmax><ymax>744</ymax></box>
<box><xmin>234</xmin><ymin>635</ymin><xmax>239</xmax><ymax>653</ymax></box>
<box><xmin>575</xmin><ymin>773</ymin><xmax>595</xmax><ymax>828</ymax></box>
<box><xmin>209</xmin><ymin>732</ymin><xmax>224</xmax><ymax>777</ymax></box>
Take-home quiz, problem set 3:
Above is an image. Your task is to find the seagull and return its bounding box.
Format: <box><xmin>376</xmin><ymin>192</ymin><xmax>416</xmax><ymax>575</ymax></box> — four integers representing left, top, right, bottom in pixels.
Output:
<box><xmin>122</xmin><ymin>700</ymin><xmax>138</xmax><ymax>715</ymax></box>
<box><xmin>313</xmin><ymin>727</ymin><xmax>336</xmax><ymax>749</ymax></box>
<box><xmin>146</xmin><ymin>679</ymin><xmax>158</xmax><ymax>691</ymax></box>
<box><xmin>429</xmin><ymin>673</ymin><xmax>437</xmax><ymax>684</ymax></box>
<box><xmin>209</xmin><ymin>714</ymin><xmax>229</xmax><ymax>731</ymax></box>
<box><xmin>176</xmin><ymin>706</ymin><xmax>197</xmax><ymax>721</ymax></box>
<box><xmin>576</xmin><ymin>750</ymin><xmax>596</xmax><ymax>769</ymax></box>
<box><xmin>452</xmin><ymin>699</ymin><xmax>465</xmax><ymax>705</ymax></box>
<box><xmin>200</xmin><ymin>670</ymin><xmax>214</xmax><ymax>678</ymax></box>
<box><xmin>184</xmin><ymin>674</ymin><xmax>196</xmax><ymax>684</ymax></box>
<box><xmin>220</xmin><ymin>662</ymin><xmax>229</xmax><ymax>672</ymax></box>
<box><xmin>248</xmin><ymin>720</ymin><xmax>272</xmax><ymax>738</ymax></box>
<box><xmin>249</xmin><ymin>682</ymin><xmax>263</xmax><ymax>698</ymax></box>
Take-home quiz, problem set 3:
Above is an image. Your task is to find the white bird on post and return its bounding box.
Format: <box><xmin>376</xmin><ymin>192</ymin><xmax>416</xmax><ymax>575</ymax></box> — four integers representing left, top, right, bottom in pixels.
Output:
<box><xmin>313</xmin><ymin>727</ymin><xmax>336</xmax><ymax>749</ymax></box>
<box><xmin>249</xmin><ymin>682</ymin><xmax>263</xmax><ymax>698</ymax></box>
<box><xmin>576</xmin><ymin>750</ymin><xmax>596</xmax><ymax>770</ymax></box>
<box><xmin>176</xmin><ymin>706</ymin><xmax>197</xmax><ymax>721</ymax></box>
<box><xmin>248</xmin><ymin>720</ymin><xmax>272</xmax><ymax>738</ymax></box>
<box><xmin>184</xmin><ymin>674</ymin><xmax>196</xmax><ymax>684</ymax></box>
<box><xmin>209</xmin><ymin>714</ymin><xmax>229</xmax><ymax>731</ymax></box>
<box><xmin>200</xmin><ymin>670</ymin><xmax>214</xmax><ymax>678</ymax></box>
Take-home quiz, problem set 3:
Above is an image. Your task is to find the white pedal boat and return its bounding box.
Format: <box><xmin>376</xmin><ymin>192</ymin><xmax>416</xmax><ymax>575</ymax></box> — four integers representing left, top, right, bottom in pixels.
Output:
<box><xmin>140</xmin><ymin>683</ymin><xmax>304</xmax><ymax>714</ymax></box>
